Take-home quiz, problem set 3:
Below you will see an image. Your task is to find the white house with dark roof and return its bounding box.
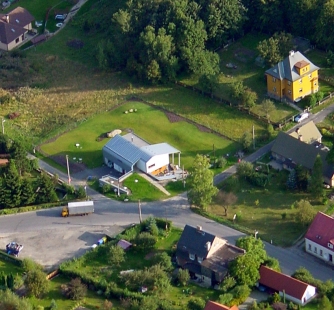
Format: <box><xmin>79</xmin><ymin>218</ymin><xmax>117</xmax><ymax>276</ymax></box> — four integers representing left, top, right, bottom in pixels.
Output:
<box><xmin>305</xmin><ymin>212</ymin><xmax>334</xmax><ymax>264</ymax></box>
<box><xmin>0</xmin><ymin>7</ymin><xmax>34</xmax><ymax>51</ymax></box>
<box><xmin>102</xmin><ymin>134</ymin><xmax>181</xmax><ymax>176</ymax></box>
<box><xmin>176</xmin><ymin>225</ymin><xmax>245</xmax><ymax>287</ymax></box>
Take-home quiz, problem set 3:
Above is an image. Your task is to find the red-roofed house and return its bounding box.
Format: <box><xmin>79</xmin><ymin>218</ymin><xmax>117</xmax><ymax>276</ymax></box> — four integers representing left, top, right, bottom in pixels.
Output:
<box><xmin>305</xmin><ymin>211</ymin><xmax>334</xmax><ymax>264</ymax></box>
<box><xmin>204</xmin><ymin>300</ymin><xmax>239</xmax><ymax>310</ymax></box>
<box><xmin>258</xmin><ymin>266</ymin><xmax>316</xmax><ymax>306</ymax></box>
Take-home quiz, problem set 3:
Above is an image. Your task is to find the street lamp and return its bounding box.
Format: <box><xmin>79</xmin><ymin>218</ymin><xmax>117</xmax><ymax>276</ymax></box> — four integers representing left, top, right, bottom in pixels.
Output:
<box><xmin>84</xmin><ymin>185</ymin><xmax>87</xmax><ymax>200</ymax></box>
<box><xmin>254</xmin><ymin>230</ymin><xmax>259</xmax><ymax>239</ymax></box>
<box><xmin>1</xmin><ymin>118</ymin><xmax>5</xmax><ymax>135</ymax></box>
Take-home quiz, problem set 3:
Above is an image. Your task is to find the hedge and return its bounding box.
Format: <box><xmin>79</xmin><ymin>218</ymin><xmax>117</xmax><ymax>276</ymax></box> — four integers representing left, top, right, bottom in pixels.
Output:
<box><xmin>0</xmin><ymin>251</ymin><xmax>23</xmax><ymax>267</ymax></box>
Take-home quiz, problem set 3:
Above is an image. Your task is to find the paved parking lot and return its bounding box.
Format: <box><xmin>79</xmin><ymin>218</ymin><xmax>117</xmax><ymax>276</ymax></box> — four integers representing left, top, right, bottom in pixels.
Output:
<box><xmin>1</xmin><ymin>225</ymin><xmax>122</xmax><ymax>270</ymax></box>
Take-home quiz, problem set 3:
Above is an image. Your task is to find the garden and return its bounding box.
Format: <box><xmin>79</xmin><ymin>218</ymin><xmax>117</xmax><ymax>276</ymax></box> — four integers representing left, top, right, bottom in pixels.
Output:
<box><xmin>203</xmin><ymin>160</ymin><xmax>331</xmax><ymax>247</ymax></box>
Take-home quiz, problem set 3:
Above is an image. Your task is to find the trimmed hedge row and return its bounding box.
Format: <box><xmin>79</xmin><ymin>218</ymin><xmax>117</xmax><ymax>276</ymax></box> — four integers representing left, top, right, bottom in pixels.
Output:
<box><xmin>0</xmin><ymin>251</ymin><xmax>23</xmax><ymax>267</ymax></box>
<box><xmin>0</xmin><ymin>201</ymin><xmax>66</xmax><ymax>216</ymax></box>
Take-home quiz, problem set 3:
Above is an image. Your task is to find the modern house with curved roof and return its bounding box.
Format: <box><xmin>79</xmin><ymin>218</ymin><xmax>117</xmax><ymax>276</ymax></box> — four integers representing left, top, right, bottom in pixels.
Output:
<box><xmin>102</xmin><ymin>133</ymin><xmax>181</xmax><ymax>176</ymax></box>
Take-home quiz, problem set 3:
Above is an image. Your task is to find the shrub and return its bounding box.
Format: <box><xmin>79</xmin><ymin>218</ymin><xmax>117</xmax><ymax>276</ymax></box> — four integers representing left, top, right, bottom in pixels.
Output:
<box><xmin>108</xmin><ymin>245</ymin><xmax>125</xmax><ymax>267</ymax></box>
<box><xmin>219</xmin><ymin>293</ymin><xmax>233</xmax><ymax>306</ymax></box>
<box><xmin>187</xmin><ymin>297</ymin><xmax>205</xmax><ymax>310</ymax></box>
<box><xmin>221</xmin><ymin>276</ymin><xmax>236</xmax><ymax>293</ymax></box>
<box><xmin>24</xmin><ymin>269</ymin><xmax>49</xmax><ymax>298</ymax></box>
<box><xmin>177</xmin><ymin>268</ymin><xmax>190</xmax><ymax>286</ymax></box>
<box><xmin>229</xmin><ymin>285</ymin><xmax>251</xmax><ymax>305</ymax></box>
<box><xmin>50</xmin><ymin>299</ymin><xmax>58</xmax><ymax>310</ymax></box>
<box><xmin>65</xmin><ymin>278</ymin><xmax>87</xmax><ymax>300</ymax></box>
<box><xmin>22</xmin><ymin>258</ymin><xmax>43</xmax><ymax>273</ymax></box>
<box><xmin>152</xmin><ymin>252</ymin><xmax>172</xmax><ymax>271</ymax></box>
<box><xmin>135</xmin><ymin>232</ymin><xmax>157</xmax><ymax>249</ymax></box>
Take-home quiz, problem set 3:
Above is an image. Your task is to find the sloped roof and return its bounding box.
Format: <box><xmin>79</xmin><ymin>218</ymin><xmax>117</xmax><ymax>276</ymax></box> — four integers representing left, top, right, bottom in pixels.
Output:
<box><xmin>271</xmin><ymin>132</ymin><xmax>324</xmax><ymax>169</ymax></box>
<box><xmin>259</xmin><ymin>266</ymin><xmax>315</xmax><ymax>300</ymax></box>
<box><xmin>204</xmin><ymin>301</ymin><xmax>239</xmax><ymax>310</ymax></box>
<box><xmin>103</xmin><ymin>134</ymin><xmax>145</xmax><ymax>166</ymax></box>
<box><xmin>140</xmin><ymin>143</ymin><xmax>180</xmax><ymax>162</ymax></box>
<box><xmin>305</xmin><ymin>212</ymin><xmax>334</xmax><ymax>249</ymax></box>
<box><xmin>0</xmin><ymin>7</ymin><xmax>34</xmax><ymax>44</ymax></box>
<box><xmin>289</xmin><ymin>121</ymin><xmax>322</xmax><ymax>144</ymax></box>
<box><xmin>177</xmin><ymin>225</ymin><xmax>216</xmax><ymax>259</ymax></box>
<box><xmin>265</xmin><ymin>51</ymin><xmax>319</xmax><ymax>82</ymax></box>
<box><xmin>117</xmin><ymin>239</ymin><xmax>132</xmax><ymax>250</ymax></box>
<box><xmin>103</xmin><ymin>134</ymin><xmax>180</xmax><ymax>165</ymax></box>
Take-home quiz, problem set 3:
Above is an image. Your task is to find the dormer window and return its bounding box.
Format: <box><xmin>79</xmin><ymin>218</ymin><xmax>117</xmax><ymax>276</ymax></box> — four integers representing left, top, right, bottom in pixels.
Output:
<box><xmin>189</xmin><ymin>253</ymin><xmax>195</xmax><ymax>260</ymax></box>
<box><xmin>198</xmin><ymin>257</ymin><xmax>203</xmax><ymax>263</ymax></box>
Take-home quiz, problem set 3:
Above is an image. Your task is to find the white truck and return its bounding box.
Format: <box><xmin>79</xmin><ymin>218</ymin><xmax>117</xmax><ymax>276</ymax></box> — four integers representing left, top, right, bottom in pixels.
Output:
<box><xmin>61</xmin><ymin>201</ymin><xmax>94</xmax><ymax>217</ymax></box>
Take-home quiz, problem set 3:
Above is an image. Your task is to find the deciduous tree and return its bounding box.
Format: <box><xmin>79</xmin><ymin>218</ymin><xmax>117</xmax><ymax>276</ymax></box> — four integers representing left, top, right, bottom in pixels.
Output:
<box><xmin>187</xmin><ymin>297</ymin><xmax>205</xmax><ymax>310</ymax></box>
<box><xmin>177</xmin><ymin>268</ymin><xmax>190</xmax><ymax>286</ymax></box>
<box><xmin>187</xmin><ymin>154</ymin><xmax>218</xmax><ymax>210</ymax></box>
<box><xmin>0</xmin><ymin>289</ymin><xmax>32</xmax><ymax>310</ymax></box>
<box><xmin>24</xmin><ymin>269</ymin><xmax>49</xmax><ymax>298</ymax></box>
<box><xmin>294</xmin><ymin>199</ymin><xmax>316</xmax><ymax>226</ymax></box>
<box><xmin>216</xmin><ymin>191</ymin><xmax>238</xmax><ymax>216</ymax></box>
<box><xmin>65</xmin><ymin>278</ymin><xmax>87</xmax><ymax>300</ymax></box>
<box><xmin>309</xmin><ymin>155</ymin><xmax>324</xmax><ymax>198</ymax></box>
<box><xmin>240</xmin><ymin>132</ymin><xmax>253</xmax><ymax>151</ymax></box>
<box><xmin>108</xmin><ymin>245</ymin><xmax>125</xmax><ymax>267</ymax></box>
<box><xmin>260</xmin><ymin>99</ymin><xmax>276</xmax><ymax>120</ymax></box>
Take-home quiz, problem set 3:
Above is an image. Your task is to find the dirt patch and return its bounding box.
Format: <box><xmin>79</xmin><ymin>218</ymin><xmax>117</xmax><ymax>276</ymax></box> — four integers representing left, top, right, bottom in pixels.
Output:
<box><xmin>51</xmin><ymin>155</ymin><xmax>86</xmax><ymax>173</ymax></box>
<box><xmin>144</xmin><ymin>251</ymin><xmax>156</xmax><ymax>260</ymax></box>
<box><xmin>165</xmin><ymin>111</ymin><xmax>185</xmax><ymax>123</ymax></box>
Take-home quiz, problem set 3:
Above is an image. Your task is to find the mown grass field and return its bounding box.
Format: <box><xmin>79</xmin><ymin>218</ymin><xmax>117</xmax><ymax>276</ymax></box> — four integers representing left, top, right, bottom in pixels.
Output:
<box><xmin>40</xmin><ymin>101</ymin><xmax>239</xmax><ymax>169</ymax></box>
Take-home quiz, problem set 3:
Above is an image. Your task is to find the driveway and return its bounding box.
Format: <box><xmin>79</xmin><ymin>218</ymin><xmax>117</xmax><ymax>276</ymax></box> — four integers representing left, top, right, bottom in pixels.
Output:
<box><xmin>239</xmin><ymin>290</ymin><xmax>268</xmax><ymax>309</ymax></box>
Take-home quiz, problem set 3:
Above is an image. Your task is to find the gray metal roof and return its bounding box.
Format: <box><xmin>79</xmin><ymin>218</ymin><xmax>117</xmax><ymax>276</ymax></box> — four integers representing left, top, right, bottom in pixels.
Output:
<box><xmin>103</xmin><ymin>134</ymin><xmax>144</xmax><ymax>165</ymax></box>
<box><xmin>103</xmin><ymin>135</ymin><xmax>181</xmax><ymax>165</ymax></box>
<box><xmin>265</xmin><ymin>51</ymin><xmax>320</xmax><ymax>82</ymax></box>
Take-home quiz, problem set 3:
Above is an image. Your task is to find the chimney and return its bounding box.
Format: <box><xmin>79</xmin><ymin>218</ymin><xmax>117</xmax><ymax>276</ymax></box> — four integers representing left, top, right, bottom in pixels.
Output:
<box><xmin>196</xmin><ymin>225</ymin><xmax>202</xmax><ymax>232</ymax></box>
<box><xmin>5</xmin><ymin>15</ymin><xmax>9</xmax><ymax>23</ymax></box>
<box><xmin>131</xmin><ymin>136</ymin><xmax>133</xmax><ymax>142</ymax></box>
<box><xmin>205</xmin><ymin>241</ymin><xmax>211</xmax><ymax>252</ymax></box>
<box><xmin>298</xmin><ymin>135</ymin><xmax>303</xmax><ymax>141</ymax></box>
<box><xmin>296</xmin><ymin>127</ymin><xmax>300</xmax><ymax>134</ymax></box>
<box><xmin>289</xmin><ymin>50</ymin><xmax>295</xmax><ymax>56</ymax></box>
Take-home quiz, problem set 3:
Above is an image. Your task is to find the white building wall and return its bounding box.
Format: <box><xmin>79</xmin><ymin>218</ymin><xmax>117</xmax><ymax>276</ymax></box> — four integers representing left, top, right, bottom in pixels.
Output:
<box><xmin>302</xmin><ymin>286</ymin><xmax>317</xmax><ymax>304</ymax></box>
<box><xmin>279</xmin><ymin>292</ymin><xmax>302</xmax><ymax>305</ymax></box>
<box><xmin>305</xmin><ymin>238</ymin><xmax>334</xmax><ymax>264</ymax></box>
<box><xmin>146</xmin><ymin>154</ymin><xmax>169</xmax><ymax>173</ymax></box>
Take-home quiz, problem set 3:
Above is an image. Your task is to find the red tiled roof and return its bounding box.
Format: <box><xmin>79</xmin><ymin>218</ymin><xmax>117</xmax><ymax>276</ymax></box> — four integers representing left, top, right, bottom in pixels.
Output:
<box><xmin>259</xmin><ymin>266</ymin><xmax>312</xmax><ymax>300</ymax></box>
<box><xmin>0</xmin><ymin>158</ymin><xmax>8</xmax><ymax>166</ymax></box>
<box><xmin>204</xmin><ymin>301</ymin><xmax>239</xmax><ymax>310</ymax></box>
<box><xmin>305</xmin><ymin>212</ymin><xmax>334</xmax><ymax>250</ymax></box>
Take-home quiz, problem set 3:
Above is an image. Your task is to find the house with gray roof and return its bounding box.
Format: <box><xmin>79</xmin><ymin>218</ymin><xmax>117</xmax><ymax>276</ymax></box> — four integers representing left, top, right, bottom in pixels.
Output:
<box><xmin>176</xmin><ymin>225</ymin><xmax>245</xmax><ymax>287</ymax></box>
<box><xmin>271</xmin><ymin>132</ymin><xmax>334</xmax><ymax>186</ymax></box>
<box><xmin>0</xmin><ymin>7</ymin><xmax>34</xmax><ymax>51</ymax></box>
<box><xmin>265</xmin><ymin>51</ymin><xmax>319</xmax><ymax>102</ymax></box>
<box><xmin>102</xmin><ymin>134</ymin><xmax>181</xmax><ymax>176</ymax></box>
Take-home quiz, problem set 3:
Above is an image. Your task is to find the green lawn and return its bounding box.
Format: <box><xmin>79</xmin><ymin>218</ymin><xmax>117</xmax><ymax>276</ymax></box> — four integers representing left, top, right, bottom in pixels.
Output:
<box><xmin>209</xmin><ymin>169</ymin><xmax>327</xmax><ymax>247</ymax></box>
<box><xmin>41</xmin><ymin>101</ymin><xmax>238</xmax><ymax>170</ymax></box>
<box><xmin>0</xmin><ymin>258</ymin><xmax>23</xmax><ymax>275</ymax></box>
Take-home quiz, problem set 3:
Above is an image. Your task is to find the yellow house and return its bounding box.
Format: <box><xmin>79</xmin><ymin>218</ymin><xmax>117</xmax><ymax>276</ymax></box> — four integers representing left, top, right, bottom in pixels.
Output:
<box><xmin>265</xmin><ymin>51</ymin><xmax>319</xmax><ymax>102</ymax></box>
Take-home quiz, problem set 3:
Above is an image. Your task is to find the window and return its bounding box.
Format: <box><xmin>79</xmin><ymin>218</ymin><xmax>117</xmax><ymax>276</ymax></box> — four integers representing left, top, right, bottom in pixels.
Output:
<box><xmin>314</xmin><ymin>247</ymin><xmax>317</xmax><ymax>253</ymax></box>
<box><xmin>272</xmin><ymin>77</ymin><xmax>276</xmax><ymax>82</ymax></box>
<box><xmin>189</xmin><ymin>253</ymin><xmax>195</xmax><ymax>261</ymax></box>
<box><xmin>15</xmin><ymin>38</ymin><xmax>19</xmax><ymax>43</ymax></box>
<box><xmin>299</xmin><ymin>79</ymin><xmax>302</xmax><ymax>83</ymax></box>
<box><xmin>288</xmin><ymin>90</ymin><xmax>291</xmax><ymax>94</ymax></box>
<box><xmin>308</xmin><ymin>244</ymin><xmax>311</xmax><ymax>251</ymax></box>
<box><xmin>309</xmin><ymin>74</ymin><xmax>312</xmax><ymax>78</ymax></box>
<box><xmin>287</xmin><ymin>81</ymin><xmax>291</xmax><ymax>86</ymax></box>
<box><xmin>314</xmin><ymin>82</ymin><xmax>317</xmax><ymax>86</ymax></box>
<box><xmin>148</xmin><ymin>164</ymin><xmax>155</xmax><ymax>169</ymax></box>
<box><xmin>299</xmin><ymin>88</ymin><xmax>303</xmax><ymax>93</ymax></box>
<box><xmin>328</xmin><ymin>243</ymin><xmax>333</xmax><ymax>249</ymax></box>
<box><xmin>273</xmin><ymin>87</ymin><xmax>276</xmax><ymax>92</ymax></box>
<box><xmin>320</xmin><ymin>250</ymin><xmax>323</xmax><ymax>256</ymax></box>
<box><xmin>198</xmin><ymin>257</ymin><xmax>203</xmax><ymax>263</ymax></box>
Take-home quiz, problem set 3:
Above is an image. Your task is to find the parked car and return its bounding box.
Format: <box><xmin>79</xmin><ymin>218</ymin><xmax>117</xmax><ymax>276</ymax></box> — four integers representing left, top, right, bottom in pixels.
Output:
<box><xmin>55</xmin><ymin>14</ymin><xmax>67</xmax><ymax>20</ymax></box>
<box><xmin>294</xmin><ymin>112</ymin><xmax>309</xmax><ymax>123</ymax></box>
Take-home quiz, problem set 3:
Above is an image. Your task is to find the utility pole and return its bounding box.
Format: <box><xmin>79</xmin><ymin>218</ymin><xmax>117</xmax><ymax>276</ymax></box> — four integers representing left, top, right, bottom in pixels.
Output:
<box><xmin>138</xmin><ymin>199</ymin><xmax>142</xmax><ymax>223</ymax></box>
<box><xmin>252</xmin><ymin>125</ymin><xmax>255</xmax><ymax>150</ymax></box>
<box><xmin>66</xmin><ymin>155</ymin><xmax>71</xmax><ymax>184</ymax></box>
<box><xmin>182</xmin><ymin>165</ymin><xmax>185</xmax><ymax>188</ymax></box>
<box><xmin>165</xmin><ymin>206</ymin><xmax>168</xmax><ymax>231</ymax></box>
